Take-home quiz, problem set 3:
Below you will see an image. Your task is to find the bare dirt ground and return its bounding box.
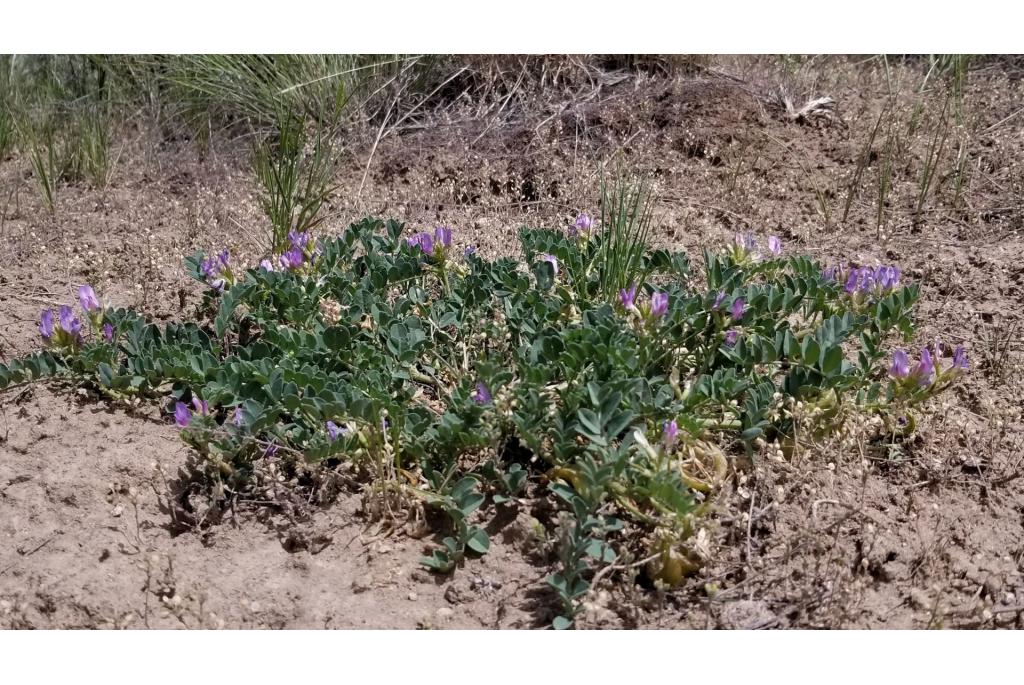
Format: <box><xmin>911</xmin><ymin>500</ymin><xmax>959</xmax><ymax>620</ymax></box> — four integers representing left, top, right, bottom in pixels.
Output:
<box><xmin>2</xmin><ymin>55</ymin><xmax>1023</xmax><ymax>628</ymax></box>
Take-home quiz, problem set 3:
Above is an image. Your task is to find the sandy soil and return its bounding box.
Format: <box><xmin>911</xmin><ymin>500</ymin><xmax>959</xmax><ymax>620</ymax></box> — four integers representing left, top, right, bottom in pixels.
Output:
<box><xmin>2</xmin><ymin>55</ymin><xmax>1023</xmax><ymax>628</ymax></box>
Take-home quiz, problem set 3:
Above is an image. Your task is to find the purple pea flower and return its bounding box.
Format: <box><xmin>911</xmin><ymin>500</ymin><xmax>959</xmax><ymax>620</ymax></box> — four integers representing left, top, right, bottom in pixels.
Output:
<box><xmin>260</xmin><ymin>258</ymin><xmax>275</xmax><ymax>272</ymax></box>
<box><xmin>822</xmin><ymin>265</ymin><xmax>841</xmax><ymax>282</ymax></box>
<box><xmin>844</xmin><ymin>268</ymin><xmax>862</xmax><ymax>295</ymax></box>
<box><xmin>889</xmin><ymin>350</ymin><xmax>911</xmax><ymax>378</ymax></box>
<box><xmin>40</xmin><ymin>309</ymin><xmax>55</xmax><ymax>340</ymax></box>
<box><xmin>217</xmin><ymin>249</ymin><xmax>230</xmax><ymax>269</ymax></box>
<box><xmin>102</xmin><ymin>323</ymin><xmax>114</xmax><ymax>343</ymax></box>
<box><xmin>914</xmin><ymin>348</ymin><xmax>935</xmax><ymax>386</ymax></box>
<box><xmin>191</xmin><ymin>396</ymin><xmax>209</xmax><ymax>416</ymax></box>
<box><xmin>233</xmin><ymin>406</ymin><xmax>245</xmax><ymax>427</ymax></box>
<box><xmin>952</xmin><ymin>345</ymin><xmax>968</xmax><ymax>371</ymax></box>
<box><xmin>417</xmin><ymin>232</ymin><xmax>435</xmax><ymax>255</ymax></box>
<box><xmin>734</xmin><ymin>232</ymin><xmax>757</xmax><ymax>253</ymax></box>
<box><xmin>730</xmin><ymin>297</ymin><xmax>746</xmax><ymax>321</ymax></box>
<box><xmin>540</xmin><ymin>253</ymin><xmax>558</xmax><ymax>277</ymax></box>
<box><xmin>200</xmin><ymin>256</ymin><xmax>217</xmax><ymax>280</ymax></box>
<box><xmin>767</xmin><ymin>236</ymin><xmax>782</xmax><ymax>256</ymax></box>
<box><xmin>472</xmin><ymin>381</ymin><xmax>492</xmax><ymax>405</ymax></box>
<box><xmin>58</xmin><ymin>305</ymin><xmax>82</xmax><ymax>338</ymax></box>
<box><xmin>78</xmin><ymin>285</ymin><xmax>101</xmax><ymax>312</ymax></box>
<box><xmin>571</xmin><ymin>212</ymin><xmax>594</xmax><ymax>237</ymax></box>
<box><xmin>724</xmin><ymin>328</ymin><xmax>739</xmax><ymax>347</ymax></box>
<box><xmin>464</xmin><ymin>245</ymin><xmax>476</xmax><ymax>257</ymax></box>
<box><xmin>650</xmin><ymin>292</ymin><xmax>669</xmax><ymax>318</ymax></box>
<box><xmin>712</xmin><ymin>291</ymin><xmax>726</xmax><ymax>310</ymax></box>
<box><xmin>434</xmin><ymin>226</ymin><xmax>452</xmax><ymax>249</ymax></box>
<box><xmin>288</xmin><ymin>230</ymin><xmax>311</xmax><ymax>251</ymax></box>
<box><xmin>326</xmin><ymin>420</ymin><xmax>343</xmax><ymax>441</ymax></box>
<box><xmin>662</xmin><ymin>420</ymin><xmax>679</xmax><ymax>451</ymax></box>
<box><xmin>174</xmin><ymin>401</ymin><xmax>191</xmax><ymax>428</ymax></box>
<box><xmin>280</xmin><ymin>247</ymin><xmax>305</xmax><ymax>270</ymax></box>
<box><xmin>875</xmin><ymin>265</ymin><xmax>900</xmax><ymax>291</ymax></box>
<box><xmin>619</xmin><ymin>283</ymin><xmax>638</xmax><ymax>309</ymax></box>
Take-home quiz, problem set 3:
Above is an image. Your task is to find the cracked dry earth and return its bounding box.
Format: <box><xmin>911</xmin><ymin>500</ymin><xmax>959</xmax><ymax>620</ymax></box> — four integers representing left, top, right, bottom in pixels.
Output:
<box><xmin>2</xmin><ymin>56</ymin><xmax>1024</xmax><ymax>628</ymax></box>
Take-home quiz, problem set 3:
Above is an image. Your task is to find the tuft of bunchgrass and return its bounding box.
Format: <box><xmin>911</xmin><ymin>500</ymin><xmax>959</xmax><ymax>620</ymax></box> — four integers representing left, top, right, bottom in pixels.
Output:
<box><xmin>64</xmin><ymin>104</ymin><xmax>112</xmax><ymax>188</ymax></box>
<box><xmin>0</xmin><ymin>106</ymin><xmax>12</xmax><ymax>160</ymax></box>
<box><xmin>160</xmin><ymin>54</ymin><xmax>415</xmax><ymax>129</ymax></box>
<box><xmin>252</xmin><ymin>109</ymin><xmax>337</xmax><ymax>253</ymax></box>
<box><xmin>595</xmin><ymin>175</ymin><xmax>655</xmax><ymax>300</ymax></box>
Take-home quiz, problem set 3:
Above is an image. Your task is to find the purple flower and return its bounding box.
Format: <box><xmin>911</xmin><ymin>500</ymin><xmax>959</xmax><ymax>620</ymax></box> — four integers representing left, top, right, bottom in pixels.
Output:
<box><xmin>472</xmin><ymin>381</ymin><xmax>492</xmax><ymax>405</ymax></box>
<box><xmin>288</xmin><ymin>230</ymin><xmax>311</xmax><ymax>251</ymax></box>
<box><xmin>464</xmin><ymin>246</ymin><xmax>476</xmax><ymax>257</ymax></box>
<box><xmin>78</xmin><ymin>285</ymin><xmax>101</xmax><ymax>312</ymax></box>
<box><xmin>650</xmin><ymin>292</ymin><xmax>669</xmax><ymax>318</ymax></box>
<box><xmin>844</xmin><ymin>268</ymin><xmax>859</xmax><ymax>294</ymax></box>
<box><xmin>540</xmin><ymin>253</ymin><xmax>558</xmax><ymax>277</ymax></box>
<box><xmin>434</xmin><ymin>226</ymin><xmax>452</xmax><ymax>249</ymax></box>
<box><xmin>712</xmin><ymin>291</ymin><xmax>726</xmax><ymax>310</ymax></box>
<box><xmin>102</xmin><ymin>323</ymin><xmax>114</xmax><ymax>343</ymax></box>
<box><xmin>200</xmin><ymin>256</ymin><xmax>217</xmax><ymax>280</ymax></box>
<box><xmin>914</xmin><ymin>348</ymin><xmax>934</xmax><ymax>386</ymax></box>
<box><xmin>734</xmin><ymin>233</ymin><xmax>757</xmax><ymax>252</ymax></box>
<box><xmin>822</xmin><ymin>265</ymin><xmax>841</xmax><ymax>282</ymax></box>
<box><xmin>58</xmin><ymin>305</ymin><xmax>81</xmax><ymax>338</ymax></box>
<box><xmin>233</xmin><ymin>406</ymin><xmax>245</xmax><ymax>427</ymax></box>
<box><xmin>724</xmin><ymin>329</ymin><xmax>739</xmax><ymax>347</ymax></box>
<box><xmin>662</xmin><ymin>420</ymin><xmax>679</xmax><ymax>451</ymax></box>
<box><xmin>571</xmin><ymin>212</ymin><xmax>594</xmax><ymax>237</ymax></box>
<box><xmin>40</xmin><ymin>309</ymin><xmax>54</xmax><ymax>339</ymax></box>
<box><xmin>191</xmin><ymin>396</ymin><xmax>209</xmax><ymax>416</ymax></box>
<box><xmin>619</xmin><ymin>283</ymin><xmax>638</xmax><ymax>309</ymax></box>
<box><xmin>875</xmin><ymin>265</ymin><xmax>901</xmax><ymax>291</ymax></box>
<box><xmin>326</xmin><ymin>420</ymin><xmax>344</xmax><ymax>441</ymax></box>
<box><xmin>952</xmin><ymin>345</ymin><xmax>968</xmax><ymax>371</ymax></box>
<box><xmin>263</xmin><ymin>443</ymin><xmax>279</xmax><ymax>458</ymax></box>
<box><xmin>279</xmin><ymin>247</ymin><xmax>305</xmax><ymax>270</ymax></box>
<box><xmin>767</xmin><ymin>236</ymin><xmax>782</xmax><ymax>256</ymax></box>
<box><xmin>201</xmin><ymin>251</ymin><xmax>232</xmax><ymax>290</ymax></box>
<box><xmin>174</xmin><ymin>401</ymin><xmax>191</xmax><ymax>428</ymax></box>
<box><xmin>411</xmin><ymin>232</ymin><xmax>434</xmax><ymax>255</ymax></box>
<box><xmin>730</xmin><ymin>297</ymin><xmax>746</xmax><ymax>321</ymax></box>
<box><xmin>889</xmin><ymin>350</ymin><xmax>910</xmax><ymax>378</ymax></box>
<box><xmin>260</xmin><ymin>258</ymin><xmax>275</xmax><ymax>272</ymax></box>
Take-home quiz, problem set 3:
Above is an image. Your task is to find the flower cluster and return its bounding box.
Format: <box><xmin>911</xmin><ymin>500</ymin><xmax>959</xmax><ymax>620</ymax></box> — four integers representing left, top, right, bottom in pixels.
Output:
<box><xmin>407</xmin><ymin>226</ymin><xmax>453</xmax><ymax>260</ymax></box>
<box><xmin>709</xmin><ymin>290</ymin><xmax>744</xmax><ymax>347</ymax></box>
<box><xmin>40</xmin><ymin>285</ymin><xmax>112</xmax><ymax>350</ymax></box>
<box><xmin>889</xmin><ymin>340</ymin><xmax>968</xmax><ymax>389</ymax></box>
<box><xmin>844</xmin><ymin>265</ymin><xmax>901</xmax><ymax>299</ymax></box>
<box><xmin>201</xmin><ymin>250</ymin><xmax>234</xmax><ymax>292</ymax></box>
<box><xmin>174</xmin><ymin>396</ymin><xmax>210</xmax><ymax>427</ymax></box>
<box><xmin>618</xmin><ymin>282</ymin><xmax>670</xmax><ymax>322</ymax></box>
<box><xmin>728</xmin><ymin>233</ymin><xmax>782</xmax><ymax>263</ymax></box>
<box><xmin>568</xmin><ymin>212</ymin><xmax>595</xmax><ymax>239</ymax></box>
<box><xmin>472</xmin><ymin>381</ymin><xmax>492</xmax><ymax>405</ymax></box>
<box><xmin>261</xmin><ymin>230</ymin><xmax>321</xmax><ymax>273</ymax></box>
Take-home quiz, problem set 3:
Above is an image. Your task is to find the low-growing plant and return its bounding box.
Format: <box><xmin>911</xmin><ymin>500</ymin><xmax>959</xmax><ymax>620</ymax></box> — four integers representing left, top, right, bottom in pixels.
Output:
<box><xmin>0</xmin><ymin>216</ymin><xmax>969</xmax><ymax>629</ymax></box>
